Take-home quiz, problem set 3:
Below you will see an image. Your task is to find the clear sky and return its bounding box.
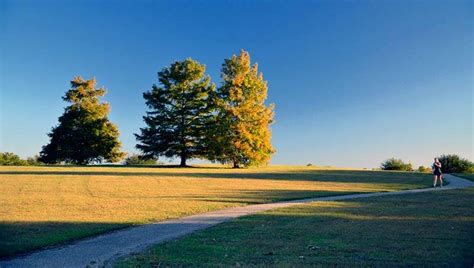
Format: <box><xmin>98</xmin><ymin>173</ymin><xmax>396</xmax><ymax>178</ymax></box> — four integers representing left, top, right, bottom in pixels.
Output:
<box><xmin>1</xmin><ymin>0</ymin><xmax>472</xmax><ymax>168</ymax></box>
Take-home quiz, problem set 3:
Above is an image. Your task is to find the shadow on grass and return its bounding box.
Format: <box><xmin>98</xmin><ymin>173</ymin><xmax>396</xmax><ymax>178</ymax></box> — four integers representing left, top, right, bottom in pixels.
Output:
<box><xmin>0</xmin><ymin>188</ymin><xmax>361</xmax><ymax>259</ymax></box>
<box><xmin>0</xmin><ymin>170</ymin><xmax>431</xmax><ymax>184</ymax></box>
<box><xmin>134</xmin><ymin>189</ymin><xmax>365</xmax><ymax>204</ymax></box>
<box><xmin>117</xmin><ymin>188</ymin><xmax>474</xmax><ymax>267</ymax></box>
<box><xmin>3</xmin><ymin>189</ymin><xmax>471</xmax><ymax>264</ymax></box>
<box><xmin>0</xmin><ymin>221</ymin><xmax>130</xmax><ymax>259</ymax></box>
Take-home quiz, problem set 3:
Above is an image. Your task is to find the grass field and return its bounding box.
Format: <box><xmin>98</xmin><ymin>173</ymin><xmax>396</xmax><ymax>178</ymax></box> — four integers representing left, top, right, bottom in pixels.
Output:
<box><xmin>118</xmin><ymin>187</ymin><xmax>474</xmax><ymax>267</ymax></box>
<box><xmin>453</xmin><ymin>173</ymin><xmax>474</xmax><ymax>181</ymax></box>
<box><xmin>0</xmin><ymin>166</ymin><xmax>432</xmax><ymax>258</ymax></box>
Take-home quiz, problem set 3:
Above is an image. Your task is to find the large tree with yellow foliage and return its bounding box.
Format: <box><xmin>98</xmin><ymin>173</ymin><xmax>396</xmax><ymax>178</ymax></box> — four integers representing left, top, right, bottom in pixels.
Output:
<box><xmin>208</xmin><ymin>50</ymin><xmax>274</xmax><ymax>167</ymax></box>
<box><xmin>39</xmin><ymin>77</ymin><xmax>125</xmax><ymax>164</ymax></box>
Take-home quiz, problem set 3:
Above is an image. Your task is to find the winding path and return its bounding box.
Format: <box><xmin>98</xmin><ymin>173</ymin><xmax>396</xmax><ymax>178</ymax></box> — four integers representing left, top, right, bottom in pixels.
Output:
<box><xmin>1</xmin><ymin>174</ymin><xmax>472</xmax><ymax>268</ymax></box>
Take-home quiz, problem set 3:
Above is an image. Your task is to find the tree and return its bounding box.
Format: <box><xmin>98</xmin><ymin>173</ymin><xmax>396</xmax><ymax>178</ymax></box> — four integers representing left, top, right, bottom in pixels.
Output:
<box><xmin>380</xmin><ymin>158</ymin><xmax>413</xmax><ymax>171</ymax></box>
<box><xmin>39</xmin><ymin>77</ymin><xmax>125</xmax><ymax>165</ymax></box>
<box><xmin>437</xmin><ymin>154</ymin><xmax>473</xmax><ymax>173</ymax></box>
<box><xmin>417</xmin><ymin>166</ymin><xmax>431</xmax><ymax>173</ymax></box>
<box><xmin>135</xmin><ymin>59</ymin><xmax>215</xmax><ymax>167</ymax></box>
<box><xmin>208</xmin><ymin>50</ymin><xmax>274</xmax><ymax>168</ymax></box>
<box><xmin>0</xmin><ymin>152</ymin><xmax>28</xmax><ymax>166</ymax></box>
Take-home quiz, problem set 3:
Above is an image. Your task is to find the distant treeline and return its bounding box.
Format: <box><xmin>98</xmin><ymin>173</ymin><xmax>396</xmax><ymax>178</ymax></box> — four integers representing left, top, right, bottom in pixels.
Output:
<box><xmin>380</xmin><ymin>155</ymin><xmax>474</xmax><ymax>173</ymax></box>
<box><xmin>17</xmin><ymin>50</ymin><xmax>274</xmax><ymax>168</ymax></box>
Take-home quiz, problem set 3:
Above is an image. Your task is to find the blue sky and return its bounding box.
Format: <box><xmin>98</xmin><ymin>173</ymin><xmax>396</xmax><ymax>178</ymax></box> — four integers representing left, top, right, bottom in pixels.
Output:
<box><xmin>1</xmin><ymin>0</ymin><xmax>472</xmax><ymax>168</ymax></box>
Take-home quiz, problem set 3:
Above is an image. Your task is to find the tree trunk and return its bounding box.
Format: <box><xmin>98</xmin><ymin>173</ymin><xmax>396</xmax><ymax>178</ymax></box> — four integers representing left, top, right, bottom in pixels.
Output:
<box><xmin>233</xmin><ymin>161</ymin><xmax>240</xmax><ymax>168</ymax></box>
<box><xmin>180</xmin><ymin>155</ymin><xmax>187</xmax><ymax>167</ymax></box>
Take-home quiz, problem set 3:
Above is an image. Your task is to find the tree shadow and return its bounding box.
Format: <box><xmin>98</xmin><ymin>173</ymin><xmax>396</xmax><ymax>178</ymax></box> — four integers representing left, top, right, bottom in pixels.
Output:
<box><xmin>141</xmin><ymin>189</ymin><xmax>365</xmax><ymax>204</ymax></box>
<box><xmin>0</xmin><ymin>169</ymin><xmax>430</xmax><ymax>184</ymax></box>
<box><xmin>127</xmin><ymin>188</ymin><xmax>474</xmax><ymax>267</ymax></box>
<box><xmin>0</xmin><ymin>221</ymin><xmax>130</xmax><ymax>259</ymax></box>
<box><xmin>0</xmin><ymin>188</ymin><xmax>361</xmax><ymax>260</ymax></box>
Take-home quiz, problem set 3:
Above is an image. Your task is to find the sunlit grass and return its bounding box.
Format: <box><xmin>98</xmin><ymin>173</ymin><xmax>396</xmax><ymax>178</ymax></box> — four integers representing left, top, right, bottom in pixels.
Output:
<box><xmin>0</xmin><ymin>165</ymin><xmax>431</xmax><ymax>257</ymax></box>
<box><xmin>118</xmin><ymin>188</ymin><xmax>474</xmax><ymax>267</ymax></box>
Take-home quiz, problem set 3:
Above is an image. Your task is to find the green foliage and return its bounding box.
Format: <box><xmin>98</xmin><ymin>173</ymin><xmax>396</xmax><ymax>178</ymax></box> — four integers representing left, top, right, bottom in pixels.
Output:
<box><xmin>380</xmin><ymin>158</ymin><xmax>413</xmax><ymax>171</ymax></box>
<box><xmin>136</xmin><ymin>59</ymin><xmax>215</xmax><ymax>167</ymax></box>
<box><xmin>124</xmin><ymin>154</ymin><xmax>157</xmax><ymax>165</ymax></box>
<box><xmin>417</xmin><ymin>166</ymin><xmax>431</xmax><ymax>173</ymax></box>
<box><xmin>0</xmin><ymin>152</ymin><xmax>28</xmax><ymax>166</ymax></box>
<box><xmin>207</xmin><ymin>50</ymin><xmax>274</xmax><ymax>168</ymax></box>
<box><xmin>467</xmin><ymin>166</ymin><xmax>474</xmax><ymax>174</ymax></box>
<box><xmin>437</xmin><ymin>154</ymin><xmax>474</xmax><ymax>173</ymax></box>
<box><xmin>39</xmin><ymin>77</ymin><xmax>125</xmax><ymax>165</ymax></box>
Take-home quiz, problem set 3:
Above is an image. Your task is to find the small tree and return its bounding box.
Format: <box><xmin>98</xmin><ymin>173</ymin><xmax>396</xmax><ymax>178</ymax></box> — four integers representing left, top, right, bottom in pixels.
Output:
<box><xmin>135</xmin><ymin>59</ymin><xmax>215</xmax><ymax>167</ymax></box>
<box><xmin>124</xmin><ymin>154</ymin><xmax>157</xmax><ymax>165</ymax></box>
<box><xmin>40</xmin><ymin>77</ymin><xmax>125</xmax><ymax>164</ymax></box>
<box><xmin>380</xmin><ymin>158</ymin><xmax>412</xmax><ymax>171</ymax></box>
<box><xmin>417</xmin><ymin>166</ymin><xmax>431</xmax><ymax>173</ymax></box>
<box><xmin>208</xmin><ymin>50</ymin><xmax>275</xmax><ymax>168</ymax></box>
<box><xmin>0</xmin><ymin>152</ymin><xmax>28</xmax><ymax>166</ymax></box>
<box><xmin>437</xmin><ymin>154</ymin><xmax>474</xmax><ymax>173</ymax></box>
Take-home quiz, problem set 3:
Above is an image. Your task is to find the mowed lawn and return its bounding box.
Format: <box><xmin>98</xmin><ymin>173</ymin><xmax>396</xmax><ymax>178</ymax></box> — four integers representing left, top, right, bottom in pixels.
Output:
<box><xmin>119</xmin><ymin>188</ymin><xmax>474</xmax><ymax>267</ymax></box>
<box><xmin>0</xmin><ymin>166</ymin><xmax>432</xmax><ymax>258</ymax></box>
<box><xmin>453</xmin><ymin>173</ymin><xmax>474</xmax><ymax>181</ymax></box>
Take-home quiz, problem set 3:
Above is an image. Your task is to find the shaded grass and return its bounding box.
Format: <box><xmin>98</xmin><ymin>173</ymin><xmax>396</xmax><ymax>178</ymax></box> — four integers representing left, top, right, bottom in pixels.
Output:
<box><xmin>118</xmin><ymin>188</ymin><xmax>474</xmax><ymax>267</ymax></box>
<box><xmin>0</xmin><ymin>166</ymin><xmax>431</xmax><ymax>258</ymax></box>
<box><xmin>0</xmin><ymin>222</ymin><xmax>128</xmax><ymax>258</ymax></box>
<box><xmin>453</xmin><ymin>173</ymin><xmax>474</xmax><ymax>182</ymax></box>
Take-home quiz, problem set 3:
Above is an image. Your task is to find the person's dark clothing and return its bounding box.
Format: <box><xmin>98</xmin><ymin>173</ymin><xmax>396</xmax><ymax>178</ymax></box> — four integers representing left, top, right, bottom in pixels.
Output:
<box><xmin>433</xmin><ymin>163</ymin><xmax>442</xmax><ymax>176</ymax></box>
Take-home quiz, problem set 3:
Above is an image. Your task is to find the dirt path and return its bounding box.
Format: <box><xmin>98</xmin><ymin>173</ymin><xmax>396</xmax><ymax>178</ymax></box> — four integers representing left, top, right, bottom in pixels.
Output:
<box><xmin>1</xmin><ymin>174</ymin><xmax>472</xmax><ymax>268</ymax></box>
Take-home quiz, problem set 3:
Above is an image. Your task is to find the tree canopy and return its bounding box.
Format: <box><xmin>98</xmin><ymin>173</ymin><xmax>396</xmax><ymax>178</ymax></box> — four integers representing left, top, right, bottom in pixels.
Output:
<box><xmin>135</xmin><ymin>58</ymin><xmax>215</xmax><ymax>167</ymax></box>
<box><xmin>0</xmin><ymin>152</ymin><xmax>28</xmax><ymax>166</ymax></box>
<box><xmin>380</xmin><ymin>158</ymin><xmax>413</xmax><ymax>171</ymax></box>
<box><xmin>39</xmin><ymin>77</ymin><xmax>125</xmax><ymax>164</ymax></box>
<box><xmin>207</xmin><ymin>50</ymin><xmax>274</xmax><ymax>167</ymax></box>
<box><xmin>437</xmin><ymin>154</ymin><xmax>474</xmax><ymax>173</ymax></box>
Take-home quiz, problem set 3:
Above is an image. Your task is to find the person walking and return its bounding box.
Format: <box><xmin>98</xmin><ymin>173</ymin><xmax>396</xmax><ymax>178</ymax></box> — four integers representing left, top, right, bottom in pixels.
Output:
<box><xmin>432</xmin><ymin>158</ymin><xmax>443</xmax><ymax>187</ymax></box>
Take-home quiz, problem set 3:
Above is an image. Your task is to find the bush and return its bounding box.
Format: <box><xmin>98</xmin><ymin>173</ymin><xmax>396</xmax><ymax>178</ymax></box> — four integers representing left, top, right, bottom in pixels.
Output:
<box><xmin>437</xmin><ymin>154</ymin><xmax>474</xmax><ymax>173</ymax></box>
<box><xmin>467</xmin><ymin>166</ymin><xmax>474</xmax><ymax>174</ymax></box>
<box><xmin>306</xmin><ymin>163</ymin><xmax>313</xmax><ymax>167</ymax></box>
<box><xmin>380</xmin><ymin>158</ymin><xmax>412</xmax><ymax>171</ymax></box>
<box><xmin>0</xmin><ymin>152</ymin><xmax>28</xmax><ymax>166</ymax></box>
<box><xmin>26</xmin><ymin>155</ymin><xmax>43</xmax><ymax>165</ymax></box>
<box><xmin>124</xmin><ymin>154</ymin><xmax>157</xmax><ymax>165</ymax></box>
<box><xmin>417</xmin><ymin>166</ymin><xmax>431</xmax><ymax>173</ymax></box>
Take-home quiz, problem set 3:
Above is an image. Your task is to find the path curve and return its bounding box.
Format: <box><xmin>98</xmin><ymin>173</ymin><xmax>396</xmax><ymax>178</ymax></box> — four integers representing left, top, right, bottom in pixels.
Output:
<box><xmin>1</xmin><ymin>174</ymin><xmax>472</xmax><ymax>268</ymax></box>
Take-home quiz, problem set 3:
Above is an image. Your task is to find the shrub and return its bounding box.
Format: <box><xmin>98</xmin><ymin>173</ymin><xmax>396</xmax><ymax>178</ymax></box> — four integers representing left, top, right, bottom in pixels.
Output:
<box><xmin>380</xmin><ymin>158</ymin><xmax>412</xmax><ymax>171</ymax></box>
<box><xmin>467</xmin><ymin>166</ymin><xmax>474</xmax><ymax>174</ymax></box>
<box><xmin>0</xmin><ymin>152</ymin><xmax>28</xmax><ymax>166</ymax></box>
<box><xmin>26</xmin><ymin>155</ymin><xmax>43</xmax><ymax>166</ymax></box>
<box><xmin>437</xmin><ymin>154</ymin><xmax>474</xmax><ymax>173</ymax></box>
<box><xmin>417</xmin><ymin>166</ymin><xmax>431</xmax><ymax>173</ymax></box>
<box><xmin>306</xmin><ymin>163</ymin><xmax>313</xmax><ymax>167</ymax></box>
<box><xmin>124</xmin><ymin>154</ymin><xmax>157</xmax><ymax>165</ymax></box>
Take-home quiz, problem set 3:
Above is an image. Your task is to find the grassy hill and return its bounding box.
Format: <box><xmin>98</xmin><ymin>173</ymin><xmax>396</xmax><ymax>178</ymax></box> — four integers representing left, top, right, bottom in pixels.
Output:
<box><xmin>0</xmin><ymin>165</ymin><xmax>431</xmax><ymax>258</ymax></box>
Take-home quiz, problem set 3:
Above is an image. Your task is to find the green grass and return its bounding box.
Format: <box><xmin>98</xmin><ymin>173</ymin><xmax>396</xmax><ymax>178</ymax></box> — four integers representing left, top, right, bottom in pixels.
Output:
<box><xmin>0</xmin><ymin>165</ymin><xmax>432</xmax><ymax>258</ymax></box>
<box><xmin>453</xmin><ymin>173</ymin><xmax>474</xmax><ymax>181</ymax></box>
<box><xmin>118</xmin><ymin>188</ymin><xmax>474</xmax><ymax>267</ymax></box>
